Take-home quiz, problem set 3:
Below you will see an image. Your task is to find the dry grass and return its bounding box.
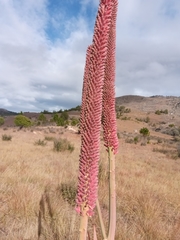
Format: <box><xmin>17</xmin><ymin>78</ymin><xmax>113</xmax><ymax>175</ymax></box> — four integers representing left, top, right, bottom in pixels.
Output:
<box><xmin>0</xmin><ymin>127</ymin><xmax>180</xmax><ymax>239</ymax></box>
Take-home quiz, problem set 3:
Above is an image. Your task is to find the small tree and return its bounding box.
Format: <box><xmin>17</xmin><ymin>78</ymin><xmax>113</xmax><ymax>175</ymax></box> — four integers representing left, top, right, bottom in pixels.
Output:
<box><xmin>38</xmin><ymin>113</ymin><xmax>47</xmax><ymax>123</ymax></box>
<box><xmin>61</xmin><ymin>111</ymin><xmax>69</xmax><ymax>121</ymax></box>
<box><xmin>14</xmin><ymin>115</ymin><xmax>32</xmax><ymax>127</ymax></box>
<box><xmin>0</xmin><ymin>117</ymin><xmax>5</xmax><ymax>126</ymax></box>
<box><xmin>140</xmin><ymin>127</ymin><xmax>150</xmax><ymax>145</ymax></box>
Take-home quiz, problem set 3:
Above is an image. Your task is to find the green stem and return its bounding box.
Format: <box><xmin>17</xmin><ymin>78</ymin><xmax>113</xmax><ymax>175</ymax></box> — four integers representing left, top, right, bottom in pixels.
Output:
<box><xmin>107</xmin><ymin>147</ymin><xmax>116</xmax><ymax>240</ymax></box>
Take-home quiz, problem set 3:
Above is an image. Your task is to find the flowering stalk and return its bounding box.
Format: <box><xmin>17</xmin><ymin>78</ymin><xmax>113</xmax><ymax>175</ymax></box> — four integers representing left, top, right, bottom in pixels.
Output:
<box><xmin>76</xmin><ymin>0</ymin><xmax>118</xmax><ymax>239</ymax></box>
<box><xmin>102</xmin><ymin>1</ymin><xmax>118</xmax><ymax>239</ymax></box>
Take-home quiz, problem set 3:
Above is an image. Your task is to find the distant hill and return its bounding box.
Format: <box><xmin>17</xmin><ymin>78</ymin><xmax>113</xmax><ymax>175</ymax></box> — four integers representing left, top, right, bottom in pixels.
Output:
<box><xmin>1</xmin><ymin>95</ymin><xmax>180</xmax><ymax>127</ymax></box>
<box><xmin>0</xmin><ymin>108</ymin><xmax>18</xmax><ymax>117</ymax></box>
<box><xmin>116</xmin><ymin>95</ymin><xmax>180</xmax><ymax>116</ymax></box>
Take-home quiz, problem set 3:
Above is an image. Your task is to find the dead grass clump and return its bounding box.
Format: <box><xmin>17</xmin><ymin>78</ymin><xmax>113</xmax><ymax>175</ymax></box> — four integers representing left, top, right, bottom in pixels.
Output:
<box><xmin>38</xmin><ymin>184</ymin><xmax>79</xmax><ymax>240</ymax></box>
<box><xmin>60</xmin><ymin>183</ymin><xmax>77</xmax><ymax>206</ymax></box>
<box><xmin>2</xmin><ymin>134</ymin><xmax>12</xmax><ymax>141</ymax></box>
<box><xmin>153</xmin><ymin>146</ymin><xmax>179</xmax><ymax>159</ymax></box>
<box><xmin>125</xmin><ymin>138</ymin><xmax>134</xmax><ymax>144</ymax></box>
<box><xmin>53</xmin><ymin>138</ymin><xmax>74</xmax><ymax>153</ymax></box>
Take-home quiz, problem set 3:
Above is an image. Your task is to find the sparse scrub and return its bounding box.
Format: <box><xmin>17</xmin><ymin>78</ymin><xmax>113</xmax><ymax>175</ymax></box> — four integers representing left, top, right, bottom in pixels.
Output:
<box><xmin>157</xmin><ymin>138</ymin><xmax>163</xmax><ymax>144</ymax></box>
<box><xmin>44</xmin><ymin>136</ymin><xmax>55</xmax><ymax>141</ymax></box>
<box><xmin>125</xmin><ymin>138</ymin><xmax>134</xmax><ymax>144</ymax></box>
<box><xmin>117</xmin><ymin>132</ymin><xmax>120</xmax><ymax>139</ymax></box>
<box><xmin>2</xmin><ymin>134</ymin><xmax>12</xmax><ymax>141</ymax></box>
<box><xmin>155</xmin><ymin>109</ymin><xmax>168</xmax><ymax>115</ymax></box>
<box><xmin>136</xmin><ymin>116</ymin><xmax>150</xmax><ymax>123</ymax></box>
<box><xmin>134</xmin><ymin>136</ymin><xmax>139</xmax><ymax>144</ymax></box>
<box><xmin>177</xmin><ymin>144</ymin><xmax>180</xmax><ymax>158</ymax></box>
<box><xmin>34</xmin><ymin>139</ymin><xmax>47</xmax><ymax>146</ymax></box>
<box><xmin>53</xmin><ymin>138</ymin><xmax>74</xmax><ymax>152</ymax></box>
<box><xmin>116</xmin><ymin>105</ymin><xmax>131</xmax><ymax>118</ymax></box>
<box><xmin>121</xmin><ymin>116</ymin><xmax>131</xmax><ymax>120</ymax></box>
<box><xmin>60</xmin><ymin>183</ymin><xmax>77</xmax><ymax>206</ymax></box>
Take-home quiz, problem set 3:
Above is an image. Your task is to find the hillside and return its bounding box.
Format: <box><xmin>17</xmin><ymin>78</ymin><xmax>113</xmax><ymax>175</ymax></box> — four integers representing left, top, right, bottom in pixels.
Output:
<box><xmin>0</xmin><ymin>95</ymin><xmax>180</xmax><ymax>239</ymax></box>
<box><xmin>116</xmin><ymin>95</ymin><xmax>180</xmax><ymax>116</ymax></box>
<box><xmin>0</xmin><ymin>108</ymin><xmax>17</xmax><ymax>117</ymax></box>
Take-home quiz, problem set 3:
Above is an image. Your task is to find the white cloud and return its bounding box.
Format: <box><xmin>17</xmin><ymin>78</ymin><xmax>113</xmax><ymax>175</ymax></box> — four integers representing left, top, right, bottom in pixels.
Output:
<box><xmin>0</xmin><ymin>0</ymin><xmax>180</xmax><ymax>112</ymax></box>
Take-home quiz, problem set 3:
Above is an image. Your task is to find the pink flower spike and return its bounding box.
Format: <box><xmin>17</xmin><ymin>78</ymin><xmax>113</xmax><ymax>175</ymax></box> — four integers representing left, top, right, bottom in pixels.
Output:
<box><xmin>76</xmin><ymin>0</ymin><xmax>116</xmax><ymax>217</ymax></box>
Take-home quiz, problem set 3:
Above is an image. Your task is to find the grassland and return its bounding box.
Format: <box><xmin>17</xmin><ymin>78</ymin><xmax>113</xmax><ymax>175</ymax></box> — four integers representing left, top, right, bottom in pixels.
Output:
<box><xmin>0</xmin><ymin>124</ymin><xmax>180</xmax><ymax>239</ymax></box>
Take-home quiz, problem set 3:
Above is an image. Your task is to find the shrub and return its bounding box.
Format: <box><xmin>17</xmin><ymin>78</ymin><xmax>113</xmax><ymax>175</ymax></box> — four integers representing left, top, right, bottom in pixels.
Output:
<box><xmin>34</xmin><ymin>139</ymin><xmax>47</xmax><ymax>146</ymax></box>
<box><xmin>117</xmin><ymin>132</ymin><xmax>120</xmax><ymax>139</ymax></box>
<box><xmin>53</xmin><ymin>138</ymin><xmax>74</xmax><ymax>152</ymax></box>
<box><xmin>14</xmin><ymin>115</ymin><xmax>32</xmax><ymax>127</ymax></box>
<box><xmin>155</xmin><ymin>109</ymin><xmax>168</xmax><ymax>115</ymax></box>
<box><xmin>140</xmin><ymin>128</ymin><xmax>150</xmax><ymax>145</ymax></box>
<box><xmin>134</xmin><ymin>136</ymin><xmax>139</xmax><ymax>144</ymax></box>
<box><xmin>116</xmin><ymin>105</ymin><xmax>131</xmax><ymax>118</ymax></box>
<box><xmin>121</xmin><ymin>116</ymin><xmax>131</xmax><ymax>120</ymax></box>
<box><xmin>157</xmin><ymin>138</ymin><xmax>163</xmax><ymax>144</ymax></box>
<box><xmin>140</xmin><ymin>127</ymin><xmax>150</xmax><ymax>137</ymax></box>
<box><xmin>2</xmin><ymin>134</ymin><xmax>12</xmax><ymax>141</ymax></box>
<box><xmin>60</xmin><ymin>183</ymin><xmax>77</xmax><ymax>206</ymax></box>
<box><xmin>44</xmin><ymin>136</ymin><xmax>55</xmax><ymax>141</ymax></box>
<box><xmin>71</xmin><ymin>117</ymin><xmax>79</xmax><ymax>126</ymax></box>
<box><xmin>155</xmin><ymin>110</ymin><xmax>161</xmax><ymax>115</ymax></box>
<box><xmin>125</xmin><ymin>138</ymin><xmax>134</xmax><ymax>144</ymax></box>
<box><xmin>0</xmin><ymin>117</ymin><xmax>5</xmax><ymax>126</ymax></box>
<box><xmin>177</xmin><ymin>145</ymin><xmax>180</xmax><ymax>158</ymax></box>
<box><xmin>60</xmin><ymin>111</ymin><xmax>69</xmax><ymax>121</ymax></box>
<box><xmin>38</xmin><ymin>113</ymin><xmax>47</xmax><ymax>123</ymax></box>
<box><xmin>52</xmin><ymin>113</ymin><xmax>69</xmax><ymax>126</ymax></box>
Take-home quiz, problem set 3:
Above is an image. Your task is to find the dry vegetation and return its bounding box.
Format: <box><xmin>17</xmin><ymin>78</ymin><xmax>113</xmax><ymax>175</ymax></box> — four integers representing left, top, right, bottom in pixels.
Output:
<box><xmin>0</xmin><ymin>115</ymin><xmax>180</xmax><ymax>239</ymax></box>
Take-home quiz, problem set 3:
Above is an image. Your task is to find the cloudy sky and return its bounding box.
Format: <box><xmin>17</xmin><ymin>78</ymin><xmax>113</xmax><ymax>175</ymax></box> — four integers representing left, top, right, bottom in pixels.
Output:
<box><xmin>0</xmin><ymin>0</ymin><xmax>180</xmax><ymax>112</ymax></box>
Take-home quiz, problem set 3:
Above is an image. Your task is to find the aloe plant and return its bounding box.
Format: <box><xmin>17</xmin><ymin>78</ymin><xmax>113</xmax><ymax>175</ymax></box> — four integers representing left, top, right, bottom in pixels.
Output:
<box><xmin>76</xmin><ymin>0</ymin><xmax>118</xmax><ymax>239</ymax></box>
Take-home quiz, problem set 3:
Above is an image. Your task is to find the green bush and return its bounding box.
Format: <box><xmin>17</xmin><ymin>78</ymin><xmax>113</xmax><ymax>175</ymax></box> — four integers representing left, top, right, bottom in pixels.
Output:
<box><xmin>2</xmin><ymin>134</ymin><xmax>12</xmax><ymax>141</ymax></box>
<box><xmin>71</xmin><ymin>117</ymin><xmax>79</xmax><ymax>126</ymax></box>
<box><xmin>60</xmin><ymin>111</ymin><xmax>69</xmax><ymax>121</ymax></box>
<box><xmin>155</xmin><ymin>109</ymin><xmax>168</xmax><ymax>115</ymax></box>
<box><xmin>14</xmin><ymin>115</ymin><xmax>32</xmax><ymax>127</ymax></box>
<box><xmin>38</xmin><ymin>113</ymin><xmax>47</xmax><ymax>123</ymax></box>
<box><xmin>53</xmin><ymin>138</ymin><xmax>74</xmax><ymax>152</ymax></box>
<box><xmin>139</xmin><ymin>127</ymin><xmax>150</xmax><ymax>137</ymax></box>
<box><xmin>0</xmin><ymin>117</ymin><xmax>5</xmax><ymax>126</ymax></box>
<box><xmin>52</xmin><ymin>113</ymin><xmax>69</xmax><ymax>126</ymax></box>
